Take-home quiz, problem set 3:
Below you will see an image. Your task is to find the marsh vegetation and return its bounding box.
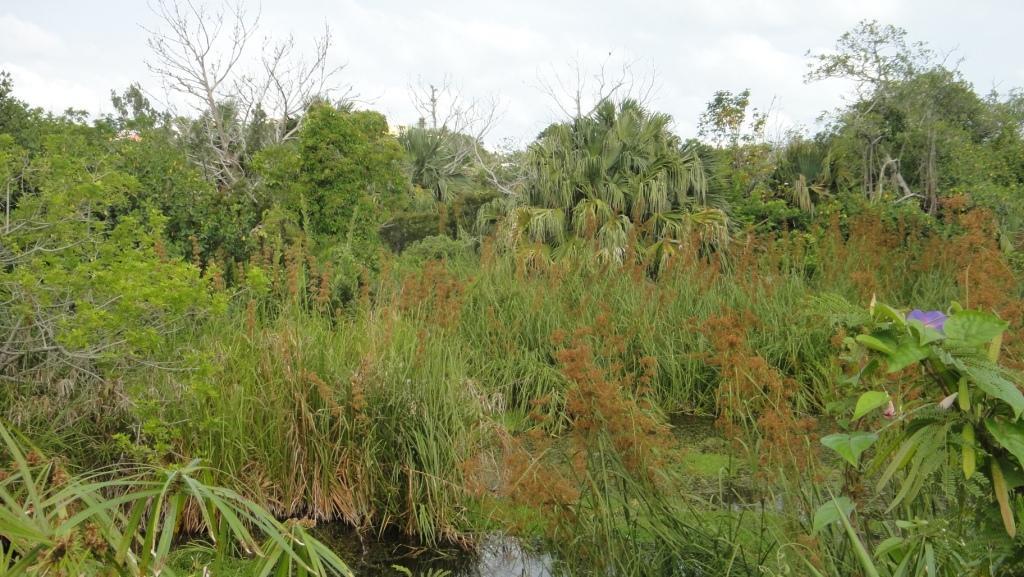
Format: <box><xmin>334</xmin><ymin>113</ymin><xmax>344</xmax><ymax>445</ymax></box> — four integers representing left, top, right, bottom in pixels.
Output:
<box><xmin>3</xmin><ymin>10</ymin><xmax>1024</xmax><ymax>577</ymax></box>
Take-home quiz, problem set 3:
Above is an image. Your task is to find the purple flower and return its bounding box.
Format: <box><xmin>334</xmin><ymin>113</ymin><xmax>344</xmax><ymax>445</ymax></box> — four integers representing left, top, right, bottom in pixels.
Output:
<box><xmin>907</xmin><ymin>309</ymin><xmax>947</xmax><ymax>332</ymax></box>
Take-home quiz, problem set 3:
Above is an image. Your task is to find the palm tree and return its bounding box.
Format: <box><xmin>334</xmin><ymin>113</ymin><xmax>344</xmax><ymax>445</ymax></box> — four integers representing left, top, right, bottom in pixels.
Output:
<box><xmin>399</xmin><ymin>124</ymin><xmax>476</xmax><ymax>202</ymax></box>
<box><xmin>773</xmin><ymin>139</ymin><xmax>836</xmax><ymax>213</ymax></box>
<box><xmin>498</xmin><ymin>99</ymin><xmax>727</xmax><ymax>268</ymax></box>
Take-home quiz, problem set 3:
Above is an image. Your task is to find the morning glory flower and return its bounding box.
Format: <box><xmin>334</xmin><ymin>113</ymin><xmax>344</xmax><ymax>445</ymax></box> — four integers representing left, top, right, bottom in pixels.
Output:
<box><xmin>907</xmin><ymin>309</ymin><xmax>947</xmax><ymax>333</ymax></box>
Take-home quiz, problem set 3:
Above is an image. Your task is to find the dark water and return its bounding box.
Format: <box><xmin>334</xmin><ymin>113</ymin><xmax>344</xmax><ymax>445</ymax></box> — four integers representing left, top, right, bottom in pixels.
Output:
<box><xmin>314</xmin><ymin>527</ymin><xmax>552</xmax><ymax>577</ymax></box>
<box><xmin>668</xmin><ymin>413</ymin><xmax>719</xmax><ymax>441</ymax></box>
<box><xmin>313</xmin><ymin>415</ymin><xmax>725</xmax><ymax>577</ymax></box>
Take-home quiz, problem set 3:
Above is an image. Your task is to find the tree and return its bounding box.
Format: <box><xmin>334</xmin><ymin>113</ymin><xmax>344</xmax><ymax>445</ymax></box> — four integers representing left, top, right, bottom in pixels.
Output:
<box><xmin>241</xmin><ymin>27</ymin><xmax>349</xmax><ymax>144</ymax></box>
<box><xmin>696</xmin><ymin>89</ymin><xmax>776</xmax><ymax>206</ymax></box>
<box><xmin>0</xmin><ymin>131</ymin><xmax>212</xmax><ymax>412</ymax></box>
<box><xmin>537</xmin><ymin>54</ymin><xmax>657</xmax><ymax>121</ymax></box>
<box><xmin>108</xmin><ymin>83</ymin><xmax>169</xmax><ymax>132</ymax></box>
<box><xmin>298</xmin><ymin>104</ymin><xmax>407</xmax><ymax>263</ymax></box>
<box><xmin>146</xmin><ymin>0</ymin><xmax>257</xmax><ymax>187</ymax></box>
<box><xmin>499</xmin><ymin>99</ymin><xmax>725</xmax><ymax>268</ymax></box>
<box><xmin>698</xmin><ymin>89</ymin><xmax>764</xmax><ymax>148</ymax></box>
<box><xmin>807</xmin><ymin>21</ymin><xmax>961</xmax><ymax>213</ymax></box>
<box><xmin>0</xmin><ymin>71</ymin><xmax>48</xmax><ymax>151</ymax></box>
<box><xmin>771</xmin><ymin>138</ymin><xmax>836</xmax><ymax>213</ymax></box>
<box><xmin>805</xmin><ymin>20</ymin><xmax>934</xmax><ymax>100</ymax></box>
<box><xmin>400</xmin><ymin>79</ymin><xmax>497</xmax><ymax>202</ymax></box>
<box><xmin>145</xmin><ymin>0</ymin><xmax>345</xmax><ymax>189</ymax></box>
<box><xmin>0</xmin><ymin>135</ymin><xmax>27</xmax><ymax>233</ymax></box>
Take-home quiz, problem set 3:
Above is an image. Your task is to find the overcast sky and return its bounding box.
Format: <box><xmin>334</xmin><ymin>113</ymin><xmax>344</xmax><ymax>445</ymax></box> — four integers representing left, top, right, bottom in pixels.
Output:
<box><xmin>3</xmin><ymin>1</ymin><xmax>1023</xmax><ymax>147</ymax></box>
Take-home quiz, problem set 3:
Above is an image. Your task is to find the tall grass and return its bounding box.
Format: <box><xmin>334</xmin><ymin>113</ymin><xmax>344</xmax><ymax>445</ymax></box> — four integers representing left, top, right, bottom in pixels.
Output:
<box><xmin>13</xmin><ymin>202</ymin><xmax>1018</xmax><ymax>575</ymax></box>
<box><xmin>159</xmin><ymin>303</ymin><xmax>487</xmax><ymax>544</ymax></box>
<box><xmin>0</xmin><ymin>422</ymin><xmax>352</xmax><ymax>576</ymax></box>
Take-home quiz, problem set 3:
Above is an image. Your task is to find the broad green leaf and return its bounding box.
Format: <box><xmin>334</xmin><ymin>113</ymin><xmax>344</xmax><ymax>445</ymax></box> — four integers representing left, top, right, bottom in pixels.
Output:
<box><xmin>945</xmin><ymin>310</ymin><xmax>1007</xmax><ymax>347</ymax></box>
<box><xmin>856</xmin><ymin>334</ymin><xmax>895</xmax><ymax>355</ymax></box>
<box><xmin>812</xmin><ymin>496</ymin><xmax>854</xmax><ymax>534</ymax></box>
<box><xmin>822</xmin><ymin>432</ymin><xmax>878</xmax><ymax>466</ymax></box>
<box><xmin>986</xmin><ymin>418</ymin><xmax>1024</xmax><ymax>471</ymax></box>
<box><xmin>1001</xmin><ymin>458</ymin><xmax>1024</xmax><ymax>490</ymax></box>
<box><xmin>906</xmin><ymin>319</ymin><xmax>944</xmax><ymax>345</ymax></box>
<box><xmin>853</xmin><ymin>391</ymin><xmax>889</xmax><ymax>420</ymax></box>
<box><xmin>873</xmin><ymin>303</ymin><xmax>905</xmax><ymax>326</ymax></box>
<box><xmin>884</xmin><ymin>340</ymin><xmax>930</xmax><ymax>373</ymax></box>
<box><xmin>970</xmin><ymin>369</ymin><xmax>1024</xmax><ymax>419</ymax></box>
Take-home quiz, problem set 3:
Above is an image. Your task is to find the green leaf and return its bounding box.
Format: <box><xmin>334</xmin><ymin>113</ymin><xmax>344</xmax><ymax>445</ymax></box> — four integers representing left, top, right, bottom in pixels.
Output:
<box><xmin>970</xmin><ymin>369</ymin><xmax>1024</xmax><ymax>419</ymax></box>
<box><xmin>873</xmin><ymin>303</ymin><xmax>906</xmax><ymax>326</ymax></box>
<box><xmin>856</xmin><ymin>334</ymin><xmax>895</xmax><ymax>355</ymax></box>
<box><xmin>822</xmin><ymin>432</ymin><xmax>879</xmax><ymax>466</ymax></box>
<box><xmin>1001</xmin><ymin>457</ymin><xmax>1024</xmax><ymax>490</ymax></box>
<box><xmin>853</xmin><ymin>391</ymin><xmax>889</xmax><ymax>420</ymax></box>
<box><xmin>884</xmin><ymin>340</ymin><xmax>930</xmax><ymax>373</ymax></box>
<box><xmin>835</xmin><ymin>499</ymin><xmax>882</xmax><ymax>577</ymax></box>
<box><xmin>906</xmin><ymin>319</ymin><xmax>944</xmax><ymax>345</ymax></box>
<box><xmin>986</xmin><ymin>418</ymin><xmax>1024</xmax><ymax>471</ymax></box>
<box><xmin>874</xmin><ymin>536</ymin><xmax>905</xmax><ymax>559</ymax></box>
<box><xmin>945</xmin><ymin>311</ymin><xmax>1008</xmax><ymax>347</ymax></box>
<box><xmin>841</xmin><ymin>358</ymin><xmax>880</xmax><ymax>387</ymax></box>
<box><xmin>876</xmin><ymin>424</ymin><xmax>926</xmax><ymax>492</ymax></box>
<box><xmin>812</xmin><ymin>496</ymin><xmax>854</xmax><ymax>534</ymax></box>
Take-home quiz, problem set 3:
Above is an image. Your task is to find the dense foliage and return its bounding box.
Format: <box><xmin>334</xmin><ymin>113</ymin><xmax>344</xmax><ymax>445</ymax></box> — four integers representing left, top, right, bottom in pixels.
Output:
<box><xmin>3</xmin><ymin>16</ymin><xmax>1024</xmax><ymax>577</ymax></box>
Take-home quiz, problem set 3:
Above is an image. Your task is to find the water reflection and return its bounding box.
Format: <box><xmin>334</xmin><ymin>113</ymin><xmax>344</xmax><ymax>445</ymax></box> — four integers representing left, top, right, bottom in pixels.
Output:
<box><xmin>314</xmin><ymin>527</ymin><xmax>552</xmax><ymax>577</ymax></box>
<box><xmin>468</xmin><ymin>535</ymin><xmax>552</xmax><ymax>577</ymax></box>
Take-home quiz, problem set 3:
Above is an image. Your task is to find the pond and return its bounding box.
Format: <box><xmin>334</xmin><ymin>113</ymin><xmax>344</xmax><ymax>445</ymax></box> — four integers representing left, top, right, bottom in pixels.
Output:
<box><xmin>315</xmin><ymin>527</ymin><xmax>552</xmax><ymax>577</ymax></box>
<box><xmin>313</xmin><ymin>414</ymin><xmax>733</xmax><ymax>577</ymax></box>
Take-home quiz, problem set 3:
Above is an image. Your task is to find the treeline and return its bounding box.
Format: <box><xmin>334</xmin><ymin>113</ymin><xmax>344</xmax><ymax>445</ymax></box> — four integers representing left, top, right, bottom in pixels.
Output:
<box><xmin>3</xmin><ymin>13</ymin><xmax>1024</xmax><ymax>577</ymax></box>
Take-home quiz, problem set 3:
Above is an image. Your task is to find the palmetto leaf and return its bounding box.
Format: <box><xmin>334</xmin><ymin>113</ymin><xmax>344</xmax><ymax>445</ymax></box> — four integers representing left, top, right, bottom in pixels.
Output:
<box><xmin>0</xmin><ymin>421</ymin><xmax>351</xmax><ymax>577</ymax></box>
<box><xmin>510</xmin><ymin>98</ymin><xmax>720</xmax><ymax>264</ymax></box>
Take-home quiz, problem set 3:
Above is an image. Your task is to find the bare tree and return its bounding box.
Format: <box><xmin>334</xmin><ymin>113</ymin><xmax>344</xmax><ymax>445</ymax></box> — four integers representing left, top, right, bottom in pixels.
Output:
<box><xmin>145</xmin><ymin>0</ymin><xmax>348</xmax><ymax>188</ymax></box>
<box><xmin>409</xmin><ymin>77</ymin><xmax>498</xmax><ymax>140</ymax></box>
<box><xmin>145</xmin><ymin>0</ymin><xmax>258</xmax><ymax>187</ymax></box>
<box><xmin>805</xmin><ymin>20</ymin><xmax>934</xmax><ymax>102</ymax></box>
<box><xmin>403</xmin><ymin>77</ymin><xmax>502</xmax><ymax>200</ymax></box>
<box><xmin>473</xmin><ymin>137</ymin><xmax>525</xmax><ymax>198</ymax></box>
<box><xmin>536</xmin><ymin>53</ymin><xmax>658</xmax><ymax>120</ymax></box>
<box><xmin>238</xmin><ymin>26</ymin><xmax>351</xmax><ymax>144</ymax></box>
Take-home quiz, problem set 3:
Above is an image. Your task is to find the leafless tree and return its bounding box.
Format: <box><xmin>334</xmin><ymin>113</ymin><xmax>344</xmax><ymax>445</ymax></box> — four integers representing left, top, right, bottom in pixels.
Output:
<box><xmin>238</xmin><ymin>26</ymin><xmax>351</xmax><ymax>144</ymax></box>
<box><xmin>145</xmin><ymin>0</ymin><xmax>348</xmax><ymax>188</ymax></box>
<box><xmin>403</xmin><ymin>77</ymin><xmax>508</xmax><ymax>199</ymax></box>
<box><xmin>145</xmin><ymin>0</ymin><xmax>258</xmax><ymax>187</ymax></box>
<box><xmin>409</xmin><ymin>77</ymin><xmax>499</xmax><ymax>140</ymax></box>
<box><xmin>536</xmin><ymin>53</ymin><xmax>658</xmax><ymax>121</ymax></box>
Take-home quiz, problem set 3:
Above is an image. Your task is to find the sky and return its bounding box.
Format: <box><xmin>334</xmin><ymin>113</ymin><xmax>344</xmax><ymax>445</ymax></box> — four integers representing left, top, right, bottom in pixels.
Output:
<box><xmin>2</xmin><ymin>0</ymin><xmax>1023</xmax><ymax>147</ymax></box>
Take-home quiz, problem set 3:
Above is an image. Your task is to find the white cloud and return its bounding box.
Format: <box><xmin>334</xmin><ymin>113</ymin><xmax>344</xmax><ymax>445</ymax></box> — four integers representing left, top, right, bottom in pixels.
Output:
<box><xmin>0</xmin><ymin>0</ymin><xmax>1020</xmax><ymax>146</ymax></box>
<box><xmin>2</xmin><ymin>62</ymin><xmax>106</xmax><ymax>113</ymax></box>
<box><xmin>0</xmin><ymin>14</ymin><xmax>63</xmax><ymax>58</ymax></box>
